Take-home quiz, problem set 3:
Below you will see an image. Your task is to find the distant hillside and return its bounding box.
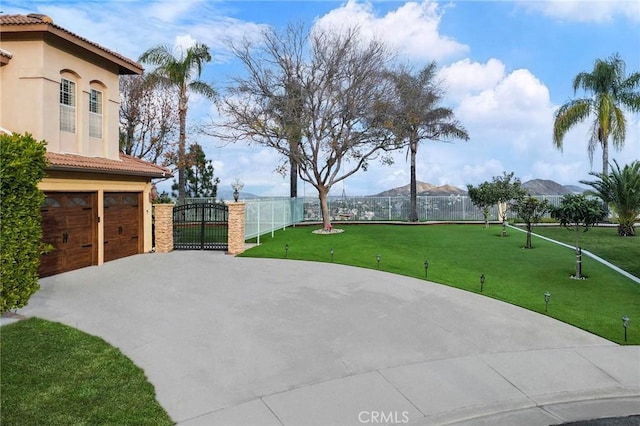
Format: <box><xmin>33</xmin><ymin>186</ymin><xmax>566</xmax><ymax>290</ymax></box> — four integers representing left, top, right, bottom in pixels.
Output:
<box><xmin>522</xmin><ymin>179</ymin><xmax>585</xmax><ymax>195</ymax></box>
<box><xmin>371</xmin><ymin>179</ymin><xmax>585</xmax><ymax>197</ymax></box>
<box><xmin>373</xmin><ymin>181</ymin><xmax>467</xmax><ymax>197</ymax></box>
<box><xmin>217</xmin><ymin>189</ymin><xmax>260</xmax><ymax>200</ymax></box>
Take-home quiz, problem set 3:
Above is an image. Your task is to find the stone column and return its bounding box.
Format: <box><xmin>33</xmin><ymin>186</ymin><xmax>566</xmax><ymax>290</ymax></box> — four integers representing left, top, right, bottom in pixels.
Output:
<box><xmin>227</xmin><ymin>202</ymin><xmax>246</xmax><ymax>255</ymax></box>
<box><xmin>153</xmin><ymin>204</ymin><xmax>174</xmax><ymax>253</ymax></box>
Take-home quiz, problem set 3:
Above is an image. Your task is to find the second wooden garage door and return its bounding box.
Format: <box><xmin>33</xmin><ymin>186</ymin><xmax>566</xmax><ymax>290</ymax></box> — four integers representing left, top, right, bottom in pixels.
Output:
<box><xmin>104</xmin><ymin>192</ymin><xmax>141</xmax><ymax>262</ymax></box>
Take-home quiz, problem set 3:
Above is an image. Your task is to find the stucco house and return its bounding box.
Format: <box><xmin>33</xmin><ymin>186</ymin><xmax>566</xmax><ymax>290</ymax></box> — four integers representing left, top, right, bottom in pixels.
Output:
<box><xmin>0</xmin><ymin>13</ymin><xmax>171</xmax><ymax>276</ymax></box>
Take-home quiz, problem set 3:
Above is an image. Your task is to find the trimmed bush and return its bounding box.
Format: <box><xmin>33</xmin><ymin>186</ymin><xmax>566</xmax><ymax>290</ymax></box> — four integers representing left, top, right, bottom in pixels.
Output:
<box><xmin>1</xmin><ymin>133</ymin><xmax>48</xmax><ymax>313</ymax></box>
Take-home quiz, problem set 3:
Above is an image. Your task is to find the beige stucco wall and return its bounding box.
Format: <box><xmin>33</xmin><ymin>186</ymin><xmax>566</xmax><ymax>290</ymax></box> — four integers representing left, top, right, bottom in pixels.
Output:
<box><xmin>0</xmin><ymin>35</ymin><xmax>120</xmax><ymax>160</ymax></box>
<box><xmin>39</xmin><ymin>171</ymin><xmax>154</xmax><ymax>265</ymax></box>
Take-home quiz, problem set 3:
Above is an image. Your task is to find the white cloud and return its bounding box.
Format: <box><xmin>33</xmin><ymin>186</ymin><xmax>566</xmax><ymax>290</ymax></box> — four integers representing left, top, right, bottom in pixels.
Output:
<box><xmin>313</xmin><ymin>0</ymin><xmax>468</xmax><ymax>62</ymax></box>
<box><xmin>438</xmin><ymin>58</ymin><xmax>506</xmax><ymax>102</ymax></box>
<box><xmin>457</xmin><ymin>68</ymin><xmax>553</xmax><ymax>131</ymax></box>
<box><xmin>147</xmin><ymin>0</ymin><xmax>202</xmax><ymax>22</ymax></box>
<box><xmin>522</xmin><ymin>0</ymin><xmax>640</xmax><ymax>23</ymax></box>
<box><xmin>174</xmin><ymin>34</ymin><xmax>197</xmax><ymax>52</ymax></box>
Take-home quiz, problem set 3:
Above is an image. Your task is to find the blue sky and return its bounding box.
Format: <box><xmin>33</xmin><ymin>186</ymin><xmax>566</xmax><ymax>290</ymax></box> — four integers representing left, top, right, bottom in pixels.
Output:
<box><xmin>5</xmin><ymin>0</ymin><xmax>640</xmax><ymax>196</ymax></box>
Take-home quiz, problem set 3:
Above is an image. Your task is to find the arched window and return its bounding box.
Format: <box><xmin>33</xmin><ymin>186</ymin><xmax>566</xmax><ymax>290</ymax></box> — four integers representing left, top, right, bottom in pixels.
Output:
<box><xmin>89</xmin><ymin>80</ymin><xmax>106</xmax><ymax>139</ymax></box>
<box><xmin>89</xmin><ymin>89</ymin><xmax>102</xmax><ymax>138</ymax></box>
<box><xmin>59</xmin><ymin>77</ymin><xmax>76</xmax><ymax>133</ymax></box>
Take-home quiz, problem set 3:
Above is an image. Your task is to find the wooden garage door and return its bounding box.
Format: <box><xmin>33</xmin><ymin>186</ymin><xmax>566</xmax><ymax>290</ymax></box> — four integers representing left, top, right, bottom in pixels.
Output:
<box><xmin>104</xmin><ymin>192</ymin><xmax>141</xmax><ymax>262</ymax></box>
<box><xmin>39</xmin><ymin>192</ymin><xmax>97</xmax><ymax>277</ymax></box>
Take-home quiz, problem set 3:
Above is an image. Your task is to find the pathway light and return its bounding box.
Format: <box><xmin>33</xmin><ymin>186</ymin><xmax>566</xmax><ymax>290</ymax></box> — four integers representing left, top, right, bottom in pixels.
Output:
<box><xmin>376</xmin><ymin>254</ymin><xmax>381</xmax><ymax>269</ymax></box>
<box><xmin>480</xmin><ymin>274</ymin><xmax>486</xmax><ymax>292</ymax></box>
<box><xmin>544</xmin><ymin>291</ymin><xmax>551</xmax><ymax>312</ymax></box>
<box><xmin>622</xmin><ymin>315</ymin><xmax>630</xmax><ymax>342</ymax></box>
<box><xmin>424</xmin><ymin>260</ymin><xmax>429</xmax><ymax>278</ymax></box>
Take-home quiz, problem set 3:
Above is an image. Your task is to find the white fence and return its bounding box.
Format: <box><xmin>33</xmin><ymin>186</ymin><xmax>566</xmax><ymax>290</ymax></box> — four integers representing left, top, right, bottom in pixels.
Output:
<box><xmin>245</xmin><ymin>198</ymin><xmax>304</xmax><ymax>243</ymax></box>
<box><xmin>302</xmin><ymin>195</ymin><xmax>567</xmax><ymax>222</ymax></box>
<box><xmin>186</xmin><ymin>195</ymin><xmax>570</xmax><ymax>242</ymax></box>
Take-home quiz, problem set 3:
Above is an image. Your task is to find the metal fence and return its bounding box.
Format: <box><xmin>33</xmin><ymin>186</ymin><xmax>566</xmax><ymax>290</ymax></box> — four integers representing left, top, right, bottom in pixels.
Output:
<box><xmin>186</xmin><ymin>195</ymin><xmax>571</xmax><ymax>243</ymax></box>
<box><xmin>301</xmin><ymin>195</ymin><xmax>568</xmax><ymax>222</ymax></box>
<box><xmin>245</xmin><ymin>198</ymin><xmax>304</xmax><ymax>243</ymax></box>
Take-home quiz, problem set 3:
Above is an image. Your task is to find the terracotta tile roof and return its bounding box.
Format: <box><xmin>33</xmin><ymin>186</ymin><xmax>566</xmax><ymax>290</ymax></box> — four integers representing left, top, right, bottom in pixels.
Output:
<box><xmin>0</xmin><ymin>13</ymin><xmax>142</xmax><ymax>75</ymax></box>
<box><xmin>46</xmin><ymin>152</ymin><xmax>172</xmax><ymax>179</ymax></box>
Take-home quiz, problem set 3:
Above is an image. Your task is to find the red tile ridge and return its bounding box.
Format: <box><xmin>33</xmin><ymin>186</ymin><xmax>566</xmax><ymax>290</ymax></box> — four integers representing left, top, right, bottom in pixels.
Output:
<box><xmin>45</xmin><ymin>152</ymin><xmax>172</xmax><ymax>179</ymax></box>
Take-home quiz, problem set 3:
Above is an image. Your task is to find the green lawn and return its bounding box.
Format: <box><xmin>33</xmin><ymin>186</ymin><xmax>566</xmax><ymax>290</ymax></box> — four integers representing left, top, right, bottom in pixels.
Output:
<box><xmin>242</xmin><ymin>223</ymin><xmax>640</xmax><ymax>345</ymax></box>
<box><xmin>527</xmin><ymin>225</ymin><xmax>640</xmax><ymax>278</ymax></box>
<box><xmin>1</xmin><ymin>318</ymin><xmax>174</xmax><ymax>426</ymax></box>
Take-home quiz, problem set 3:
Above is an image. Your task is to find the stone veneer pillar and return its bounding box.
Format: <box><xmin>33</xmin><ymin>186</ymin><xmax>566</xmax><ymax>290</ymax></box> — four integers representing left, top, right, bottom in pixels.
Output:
<box><xmin>153</xmin><ymin>204</ymin><xmax>174</xmax><ymax>253</ymax></box>
<box><xmin>227</xmin><ymin>202</ymin><xmax>246</xmax><ymax>255</ymax></box>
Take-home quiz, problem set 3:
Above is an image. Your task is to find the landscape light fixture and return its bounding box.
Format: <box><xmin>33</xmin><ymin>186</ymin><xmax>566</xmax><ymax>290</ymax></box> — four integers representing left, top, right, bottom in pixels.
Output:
<box><xmin>376</xmin><ymin>254</ymin><xmax>381</xmax><ymax>269</ymax></box>
<box><xmin>622</xmin><ymin>315</ymin><xmax>630</xmax><ymax>342</ymax></box>
<box><xmin>424</xmin><ymin>260</ymin><xmax>429</xmax><ymax>278</ymax></box>
<box><xmin>480</xmin><ymin>274</ymin><xmax>486</xmax><ymax>292</ymax></box>
<box><xmin>544</xmin><ymin>291</ymin><xmax>551</xmax><ymax>312</ymax></box>
<box><xmin>330</xmin><ymin>248</ymin><xmax>334</xmax><ymax>262</ymax></box>
<box><xmin>285</xmin><ymin>243</ymin><xmax>289</xmax><ymax>258</ymax></box>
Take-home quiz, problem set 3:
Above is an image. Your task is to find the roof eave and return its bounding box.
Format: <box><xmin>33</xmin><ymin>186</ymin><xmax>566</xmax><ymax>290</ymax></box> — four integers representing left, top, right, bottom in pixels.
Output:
<box><xmin>0</xmin><ymin>22</ymin><xmax>143</xmax><ymax>75</ymax></box>
<box><xmin>45</xmin><ymin>164</ymin><xmax>171</xmax><ymax>179</ymax></box>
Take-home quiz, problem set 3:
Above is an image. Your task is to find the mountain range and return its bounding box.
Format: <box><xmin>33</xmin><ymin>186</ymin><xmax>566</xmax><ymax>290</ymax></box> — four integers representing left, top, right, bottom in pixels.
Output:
<box><xmin>371</xmin><ymin>179</ymin><xmax>585</xmax><ymax>197</ymax></box>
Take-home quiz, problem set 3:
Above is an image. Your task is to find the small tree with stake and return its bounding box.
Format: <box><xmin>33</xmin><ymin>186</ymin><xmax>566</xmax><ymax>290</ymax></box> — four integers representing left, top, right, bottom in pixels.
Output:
<box><xmin>512</xmin><ymin>196</ymin><xmax>550</xmax><ymax>249</ymax></box>
<box><xmin>467</xmin><ymin>181</ymin><xmax>498</xmax><ymax>228</ymax></box>
<box><xmin>550</xmin><ymin>194</ymin><xmax>606</xmax><ymax>279</ymax></box>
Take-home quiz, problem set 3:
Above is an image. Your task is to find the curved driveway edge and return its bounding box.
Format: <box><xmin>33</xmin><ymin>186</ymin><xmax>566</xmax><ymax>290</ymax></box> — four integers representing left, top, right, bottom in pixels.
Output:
<box><xmin>17</xmin><ymin>251</ymin><xmax>639</xmax><ymax>425</ymax></box>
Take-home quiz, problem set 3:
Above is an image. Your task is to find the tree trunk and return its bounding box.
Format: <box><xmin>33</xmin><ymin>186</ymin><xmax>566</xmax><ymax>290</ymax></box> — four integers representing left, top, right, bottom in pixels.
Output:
<box><xmin>618</xmin><ymin>223</ymin><xmax>635</xmax><ymax>236</ymax></box>
<box><xmin>602</xmin><ymin>137</ymin><xmax>609</xmax><ymax>176</ymax></box>
<box><xmin>409</xmin><ymin>140</ymin><xmax>418</xmax><ymax>222</ymax></box>
<box><xmin>525</xmin><ymin>222</ymin><xmax>532</xmax><ymax>249</ymax></box>
<box><xmin>177</xmin><ymin>96</ymin><xmax>187</xmax><ymax>205</ymax></box>
<box><xmin>483</xmin><ymin>207</ymin><xmax>489</xmax><ymax>228</ymax></box>
<box><xmin>290</xmin><ymin>156</ymin><xmax>298</xmax><ymax>198</ymax></box>
<box><xmin>318</xmin><ymin>185</ymin><xmax>331</xmax><ymax>229</ymax></box>
<box><xmin>574</xmin><ymin>225</ymin><xmax>581</xmax><ymax>278</ymax></box>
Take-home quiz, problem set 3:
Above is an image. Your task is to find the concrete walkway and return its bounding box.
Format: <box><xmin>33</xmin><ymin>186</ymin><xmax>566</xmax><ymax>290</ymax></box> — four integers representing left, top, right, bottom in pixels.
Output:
<box><xmin>15</xmin><ymin>251</ymin><xmax>640</xmax><ymax>425</ymax></box>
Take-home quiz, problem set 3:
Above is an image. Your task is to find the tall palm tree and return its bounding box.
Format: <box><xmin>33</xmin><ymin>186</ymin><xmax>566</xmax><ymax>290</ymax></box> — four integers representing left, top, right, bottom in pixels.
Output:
<box><xmin>553</xmin><ymin>53</ymin><xmax>640</xmax><ymax>176</ymax></box>
<box><xmin>387</xmin><ymin>63</ymin><xmax>469</xmax><ymax>221</ymax></box>
<box><xmin>581</xmin><ymin>160</ymin><xmax>640</xmax><ymax>236</ymax></box>
<box><xmin>139</xmin><ymin>43</ymin><xmax>216</xmax><ymax>204</ymax></box>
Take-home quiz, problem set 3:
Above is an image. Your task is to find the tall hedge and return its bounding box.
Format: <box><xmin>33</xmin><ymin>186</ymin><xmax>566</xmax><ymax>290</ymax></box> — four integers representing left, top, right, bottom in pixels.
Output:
<box><xmin>1</xmin><ymin>133</ymin><xmax>48</xmax><ymax>313</ymax></box>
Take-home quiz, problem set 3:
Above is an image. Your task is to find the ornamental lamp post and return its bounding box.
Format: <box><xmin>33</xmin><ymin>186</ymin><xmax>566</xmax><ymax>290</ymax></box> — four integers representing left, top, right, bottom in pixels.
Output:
<box><xmin>622</xmin><ymin>315</ymin><xmax>630</xmax><ymax>342</ymax></box>
<box><xmin>231</xmin><ymin>179</ymin><xmax>244</xmax><ymax>202</ymax></box>
<box><xmin>544</xmin><ymin>291</ymin><xmax>551</xmax><ymax>312</ymax></box>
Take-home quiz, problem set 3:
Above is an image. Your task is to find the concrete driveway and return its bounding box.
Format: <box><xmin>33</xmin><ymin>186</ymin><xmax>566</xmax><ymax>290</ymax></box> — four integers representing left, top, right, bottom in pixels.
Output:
<box><xmin>17</xmin><ymin>251</ymin><xmax>640</xmax><ymax>425</ymax></box>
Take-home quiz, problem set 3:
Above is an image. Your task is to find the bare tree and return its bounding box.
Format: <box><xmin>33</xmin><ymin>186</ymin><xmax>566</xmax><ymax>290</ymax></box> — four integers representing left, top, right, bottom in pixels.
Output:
<box><xmin>212</xmin><ymin>25</ymin><xmax>397</xmax><ymax>227</ymax></box>
<box><xmin>119</xmin><ymin>74</ymin><xmax>178</xmax><ymax>164</ymax></box>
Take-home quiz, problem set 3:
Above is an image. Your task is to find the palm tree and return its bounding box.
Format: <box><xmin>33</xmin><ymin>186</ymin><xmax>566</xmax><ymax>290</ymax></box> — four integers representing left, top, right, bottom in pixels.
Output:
<box><xmin>581</xmin><ymin>160</ymin><xmax>640</xmax><ymax>236</ymax></box>
<box><xmin>139</xmin><ymin>43</ymin><xmax>216</xmax><ymax>204</ymax></box>
<box><xmin>553</xmin><ymin>53</ymin><xmax>640</xmax><ymax>176</ymax></box>
<box><xmin>387</xmin><ymin>63</ymin><xmax>469</xmax><ymax>221</ymax></box>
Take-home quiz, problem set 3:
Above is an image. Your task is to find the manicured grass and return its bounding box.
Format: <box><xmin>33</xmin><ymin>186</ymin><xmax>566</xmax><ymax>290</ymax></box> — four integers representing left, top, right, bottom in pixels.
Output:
<box><xmin>241</xmin><ymin>224</ymin><xmax>640</xmax><ymax>345</ymax></box>
<box><xmin>0</xmin><ymin>318</ymin><xmax>174</xmax><ymax>426</ymax></box>
<box><xmin>527</xmin><ymin>225</ymin><xmax>640</xmax><ymax>278</ymax></box>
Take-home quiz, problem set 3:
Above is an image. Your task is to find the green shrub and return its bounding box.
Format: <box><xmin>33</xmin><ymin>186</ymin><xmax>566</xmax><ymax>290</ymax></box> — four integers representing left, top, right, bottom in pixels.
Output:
<box><xmin>0</xmin><ymin>133</ymin><xmax>48</xmax><ymax>313</ymax></box>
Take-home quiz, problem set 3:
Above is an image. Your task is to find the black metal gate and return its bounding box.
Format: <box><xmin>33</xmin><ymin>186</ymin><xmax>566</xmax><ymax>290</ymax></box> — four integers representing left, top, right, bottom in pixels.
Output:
<box><xmin>173</xmin><ymin>202</ymin><xmax>229</xmax><ymax>250</ymax></box>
